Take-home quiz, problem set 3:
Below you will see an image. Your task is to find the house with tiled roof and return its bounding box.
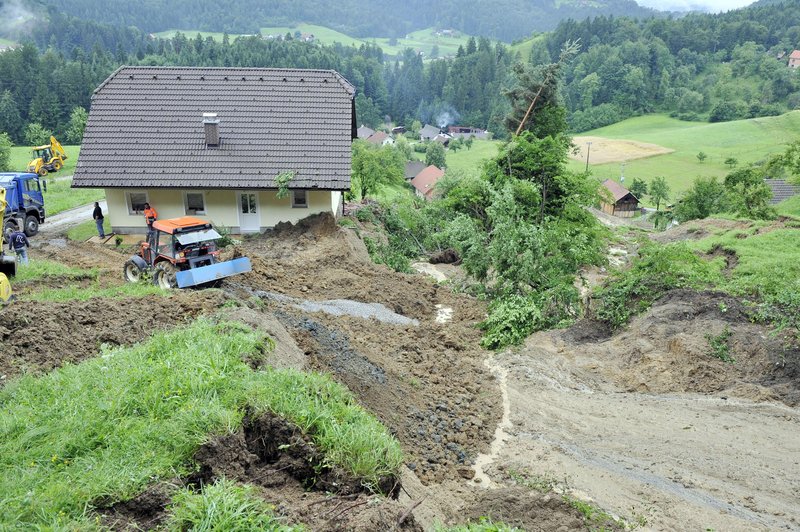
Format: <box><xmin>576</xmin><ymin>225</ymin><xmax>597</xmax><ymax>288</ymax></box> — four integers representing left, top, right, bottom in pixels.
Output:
<box><xmin>72</xmin><ymin>66</ymin><xmax>355</xmax><ymax>234</ymax></box>
<box><xmin>420</xmin><ymin>124</ymin><xmax>442</xmax><ymax>141</ymax></box>
<box><xmin>789</xmin><ymin>50</ymin><xmax>800</xmax><ymax>68</ymax></box>
<box><xmin>599</xmin><ymin>179</ymin><xmax>639</xmax><ymax>218</ymax></box>
<box><xmin>411</xmin><ymin>165</ymin><xmax>445</xmax><ymax>200</ymax></box>
<box><xmin>765</xmin><ymin>179</ymin><xmax>800</xmax><ymax>204</ymax></box>
<box><xmin>366</xmin><ymin>130</ymin><xmax>394</xmax><ymax>146</ymax></box>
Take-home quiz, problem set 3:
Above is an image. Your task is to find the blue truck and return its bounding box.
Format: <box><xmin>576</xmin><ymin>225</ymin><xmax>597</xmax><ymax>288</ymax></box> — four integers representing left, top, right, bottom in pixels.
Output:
<box><xmin>1</xmin><ymin>172</ymin><xmax>46</xmax><ymax>238</ymax></box>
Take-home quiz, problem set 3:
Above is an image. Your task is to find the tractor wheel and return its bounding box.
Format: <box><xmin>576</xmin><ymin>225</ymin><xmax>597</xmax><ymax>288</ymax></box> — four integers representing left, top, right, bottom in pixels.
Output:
<box><xmin>123</xmin><ymin>259</ymin><xmax>143</xmax><ymax>283</ymax></box>
<box><xmin>24</xmin><ymin>215</ymin><xmax>39</xmax><ymax>237</ymax></box>
<box><xmin>53</xmin><ymin>160</ymin><xmax>63</xmax><ymax>171</ymax></box>
<box><xmin>38</xmin><ymin>167</ymin><xmax>48</xmax><ymax>177</ymax></box>
<box><xmin>153</xmin><ymin>262</ymin><xmax>178</xmax><ymax>289</ymax></box>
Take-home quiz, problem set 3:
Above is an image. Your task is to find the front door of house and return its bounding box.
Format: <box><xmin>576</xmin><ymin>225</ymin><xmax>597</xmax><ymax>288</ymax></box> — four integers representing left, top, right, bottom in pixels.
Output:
<box><xmin>238</xmin><ymin>191</ymin><xmax>259</xmax><ymax>233</ymax></box>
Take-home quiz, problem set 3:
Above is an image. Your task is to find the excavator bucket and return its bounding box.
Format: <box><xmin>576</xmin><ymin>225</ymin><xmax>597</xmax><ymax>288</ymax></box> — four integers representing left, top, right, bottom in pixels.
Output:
<box><xmin>175</xmin><ymin>257</ymin><xmax>251</xmax><ymax>288</ymax></box>
<box><xmin>0</xmin><ymin>255</ymin><xmax>16</xmax><ymax>279</ymax></box>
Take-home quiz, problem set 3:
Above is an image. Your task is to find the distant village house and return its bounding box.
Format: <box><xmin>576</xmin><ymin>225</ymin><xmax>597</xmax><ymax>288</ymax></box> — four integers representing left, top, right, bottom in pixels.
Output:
<box><xmin>72</xmin><ymin>66</ymin><xmax>355</xmax><ymax>234</ymax></box>
<box><xmin>420</xmin><ymin>124</ymin><xmax>442</xmax><ymax>141</ymax></box>
<box><xmin>789</xmin><ymin>50</ymin><xmax>800</xmax><ymax>68</ymax></box>
<box><xmin>599</xmin><ymin>179</ymin><xmax>639</xmax><ymax>218</ymax></box>
<box><xmin>411</xmin><ymin>165</ymin><xmax>445</xmax><ymax>200</ymax></box>
<box><xmin>447</xmin><ymin>126</ymin><xmax>488</xmax><ymax>140</ymax></box>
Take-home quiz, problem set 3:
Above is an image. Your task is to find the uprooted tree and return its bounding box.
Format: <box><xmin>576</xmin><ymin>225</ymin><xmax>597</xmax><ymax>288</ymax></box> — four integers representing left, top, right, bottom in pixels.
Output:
<box><xmin>360</xmin><ymin>42</ymin><xmax>606</xmax><ymax>349</ymax></box>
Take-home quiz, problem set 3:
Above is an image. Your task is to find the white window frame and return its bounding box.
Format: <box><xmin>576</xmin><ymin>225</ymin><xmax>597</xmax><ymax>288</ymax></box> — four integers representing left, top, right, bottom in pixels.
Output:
<box><xmin>183</xmin><ymin>190</ymin><xmax>207</xmax><ymax>215</ymax></box>
<box><xmin>291</xmin><ymin>189</ymin><xmax>308</xmax><ymax>208</ymax></box>
<box><xmin>126</xmin><ymin>190</ymin><xmax>149</xmax><ymax>215</ymax></box>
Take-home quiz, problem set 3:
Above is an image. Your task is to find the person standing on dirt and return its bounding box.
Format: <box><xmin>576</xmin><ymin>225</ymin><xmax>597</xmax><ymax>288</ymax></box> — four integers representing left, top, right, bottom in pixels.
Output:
<box><xmin>143</xmin><ymin>203</ymin><xmax>158</xmax><ymax>232</ymax></box>
<box><xmin>8</xmin><ymin>228</ymin><xmax>30</xmax><ymax>266</ymax></box>
<box><xmin>93</xmin><ymin>202</ymin><xmax>105</xmax><ymax>238</ymax></box>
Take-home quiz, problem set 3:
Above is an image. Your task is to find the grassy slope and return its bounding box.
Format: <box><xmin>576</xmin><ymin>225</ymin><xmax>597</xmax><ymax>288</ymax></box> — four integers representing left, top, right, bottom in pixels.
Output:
<box><xmin>155</xmin><ymin>25</ymin><xmax>473</xmax><ymax>58</ymax></box>
<box><xmin>0</xmin><ymin>319</ymin><xmax>403</xmax><ymax>528</ymax></box>
<box><xmin>777</xmin><ymin>194</ymin><xmax>800</xmax><ymax>218</ymax></box>
<box><xmin>568</xmin><ymin>112</ymin><xmax>800</xmax><ymax>198</ymax></box>
<box><xmin>446</xmin><ymin>140</ymin><xmax>502</xmax><ymax>176</ymax></box>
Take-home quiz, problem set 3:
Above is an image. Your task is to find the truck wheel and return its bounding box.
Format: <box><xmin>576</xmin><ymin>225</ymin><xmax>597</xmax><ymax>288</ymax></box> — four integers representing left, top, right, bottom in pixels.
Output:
<box><xmin>123</xmin><ymin>259</ymin><xmax>143</xmax><ymax>283</ymax></box>
<box><xmin>153</xmin><ymin>262</ymin><xmax>178</xmax><ymax>289</ymax></box>
<box><xmin>24</xmin><ymin>215</ymin><xmax>39</xmax><ymax>237</ymax></box>
<box><xmin>3</xmin><ymin>219</ymin><xmax>18</xmax><ymax>243</ymax></box>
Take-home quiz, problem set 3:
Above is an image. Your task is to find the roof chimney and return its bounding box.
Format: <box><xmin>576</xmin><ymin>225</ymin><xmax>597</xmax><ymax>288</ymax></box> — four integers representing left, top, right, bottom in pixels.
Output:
<box><xmin>203</xmin><ymin>113</ymin><xmax>220</xmax><ymax>147</ymax></box>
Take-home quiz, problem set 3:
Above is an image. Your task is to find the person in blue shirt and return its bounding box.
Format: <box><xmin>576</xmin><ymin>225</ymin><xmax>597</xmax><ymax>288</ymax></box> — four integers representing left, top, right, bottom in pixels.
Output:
<box><xmin>8</xmin><ymin>229</ymin><xmax>30</xmax><ymax>266</ymax></box>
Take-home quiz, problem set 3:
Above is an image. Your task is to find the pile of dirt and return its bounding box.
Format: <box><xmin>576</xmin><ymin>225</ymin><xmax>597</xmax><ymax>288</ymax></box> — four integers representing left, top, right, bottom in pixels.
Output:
<box><xmin>0</xmin><ymin>291</ymin><xmax>226</xmax><ymax>380</ymax></box>
<box><xmin>565</xmin><ymin>289</ymin><xmax>800</xmax><ymax>405</ymax></box>
<box><xmin>191</xmin><ymin>412</ymin><xmax>418</xmax><ymax>531</ymax></box>
<box><xmin>229</xmin><ymin>214</ymin><xmax>498</xmax><ymax>485</ymax></box>
<box><xmin>98</xmin><ymin>483</ymin><xmax>174</xmax><ymax>531</ymax></box>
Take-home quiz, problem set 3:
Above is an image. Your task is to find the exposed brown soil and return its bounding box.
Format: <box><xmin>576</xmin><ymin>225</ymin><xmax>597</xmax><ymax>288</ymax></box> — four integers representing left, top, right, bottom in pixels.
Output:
<box><xmin>11</xmin><ymin>211</ymin><xmax>800</xmax><ymax>530</ymax></box>
<box><xmin>0</xmin><ymin>291</ymin><xmax>226</xmax><ymax>380</ymax></box>
<box><xmin>576</xmin><ymin>289</ymin><xmax>800</xmax><ymax>405</ymax></box>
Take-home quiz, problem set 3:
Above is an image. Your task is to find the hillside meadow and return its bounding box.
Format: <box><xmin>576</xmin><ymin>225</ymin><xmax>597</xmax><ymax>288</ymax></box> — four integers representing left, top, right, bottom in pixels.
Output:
<box><xmin>154</xmin><ymin>25</ymin><xmax>473</xmax><ymax>58</ymax></box>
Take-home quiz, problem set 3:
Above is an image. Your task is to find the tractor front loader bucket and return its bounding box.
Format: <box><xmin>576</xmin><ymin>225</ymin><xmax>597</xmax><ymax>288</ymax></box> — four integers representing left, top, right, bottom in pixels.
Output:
<box><xmin>175</xmin><ymin>257</ymin><xmax>251</xmax><ymax>288</ymax></box>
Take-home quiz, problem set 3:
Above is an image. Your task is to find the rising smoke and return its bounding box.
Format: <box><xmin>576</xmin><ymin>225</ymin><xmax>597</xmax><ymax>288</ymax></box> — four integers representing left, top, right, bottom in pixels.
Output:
<box><xmin>0</xmin><ymin>0</ymin><xmax>36</xmax><ymax>37</ymax></box>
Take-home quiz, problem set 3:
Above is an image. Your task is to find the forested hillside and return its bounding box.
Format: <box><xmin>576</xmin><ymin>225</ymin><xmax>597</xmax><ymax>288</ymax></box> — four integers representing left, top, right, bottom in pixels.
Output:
<box><xmin>1</xmin><ymin>0</ymin><xmax>798</xmax><ymax>147</ymax></box>
<box><xmin>544</xmin><ymin>1</ymin><xmax>800</xmax><ymax>130</ymax></box>
<box><xmin>39</xmin><ymin>0</ymin><xmax>656</xmax><ymax>40</ymax></box>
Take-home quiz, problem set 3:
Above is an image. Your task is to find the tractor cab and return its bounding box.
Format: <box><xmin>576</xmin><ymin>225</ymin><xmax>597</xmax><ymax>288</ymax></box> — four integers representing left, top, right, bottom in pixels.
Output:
<box><xmin>124</xmin><ymin>216</ymin><xmax>250</xmax><ymax>289</ymax></box>
<box><xmin>31</xmin><ymin>146</ymin><xmax>53</xmax><ymax>161</ymax></box>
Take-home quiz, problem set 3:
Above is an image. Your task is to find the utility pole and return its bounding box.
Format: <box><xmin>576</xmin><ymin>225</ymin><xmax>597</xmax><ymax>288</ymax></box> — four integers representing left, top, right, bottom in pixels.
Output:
<box><xmin>585</xmin><ymin>141</ymin><xmax>592</xmax><ymax>172</ymax></box>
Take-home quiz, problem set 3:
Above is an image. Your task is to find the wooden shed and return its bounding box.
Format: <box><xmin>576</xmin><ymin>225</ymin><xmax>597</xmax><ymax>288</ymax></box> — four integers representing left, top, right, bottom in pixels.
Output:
<box><xmin>600</xmin><ymin>179</ymin><xmax>639</xmax><ymax>218</ymax></box>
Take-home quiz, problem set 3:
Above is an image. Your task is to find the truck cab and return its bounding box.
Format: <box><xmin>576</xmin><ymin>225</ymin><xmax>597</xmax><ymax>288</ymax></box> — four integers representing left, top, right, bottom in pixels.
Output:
<box><xmin>0</xmin><ymin>173</ymin><xmax>46</xmax><ymax>237</ymax></box>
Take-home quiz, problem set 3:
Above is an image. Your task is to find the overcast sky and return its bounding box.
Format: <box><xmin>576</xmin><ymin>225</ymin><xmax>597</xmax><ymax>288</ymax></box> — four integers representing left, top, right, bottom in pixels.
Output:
<box><xmin>637</xmin><ymin>0</ymin><xmax>754</xmax><ymax>12</ymax></box>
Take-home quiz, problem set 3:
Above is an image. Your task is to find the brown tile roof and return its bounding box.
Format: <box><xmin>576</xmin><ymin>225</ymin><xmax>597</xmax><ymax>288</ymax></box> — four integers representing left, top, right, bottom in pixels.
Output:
<box><xmin>790</xmin><ymin>50</ymin><xmax>800</xmax><ymax>60</ymax></box>
<box><xmin>765</xmin><ymin>179</ymin><xmax>800</xmax><ymax>204</ymax></box>
<box><xmin>411</xmin><ymin>165</ymin><xmax>445</xmax><ymax>199</ymax></box>
<box><xmin>72</xmin><ymin>66</ymin><xmax>355</xmax><ymax>190</ymax></box>
<box><xmin>601</xmin><ymin>179</ymin><xmax>637</xmax><ymax>202</ymax></box>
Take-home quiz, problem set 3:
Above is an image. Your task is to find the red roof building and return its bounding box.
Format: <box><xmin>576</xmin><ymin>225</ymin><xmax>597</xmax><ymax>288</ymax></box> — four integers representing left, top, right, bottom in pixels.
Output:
<box><xmin>411</xmin><ymin>165</ymin><xmax>445</xmax><ymax>200</ymax></box>
<box><xmin>789</xmin><ymin>50</ymin><xmax>800</xmax><ymax>68</ymax></box>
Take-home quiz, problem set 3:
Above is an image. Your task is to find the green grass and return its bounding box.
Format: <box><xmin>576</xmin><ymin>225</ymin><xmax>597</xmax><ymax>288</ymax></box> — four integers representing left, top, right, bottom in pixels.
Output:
<box><xmin>0</xmin><ymin>319</ymin><xmax>402</xmax><ymax>529</ymax></box>
<box><xmin>369</xmin><ymin>27</ymin><xmax>473</xmax><ymax>59</ymax></box>
<box><xmin>570</xmin><ymin>112</ymin><xmax>800</xmax><ymax>199</ymax></box>
<box><xmin>167</xmin><ymin>478</ymin><xmax>299</xmax><ymax>531</ymax></box>
<box><xmin>776</xmin><ymin>194</ymin><xmax>800</xmax><ymax>218</ymax></box>
<box><xmin>436</xmin><ymin>517</ymin><xmax>522</xmax><ymax>532</ymax></box>
<box><xmin>446</xmin><ymin>140</ymin><xmax>502</xmax><ymax>176</ymax></box>
<box><xmin>9</xmin><ymin>144</ymin><xmax>80</xmax><ymax>175</ymax></box>
<box><xmin>11</xmin><ymin>258</ymin><xmax>97</xmax><ymax>284</ymax></box>
<box><xmin>688</xmin><ymin>226</ymin><xmax>800</xmax><ymax>331</ymax></box>
<box><xmin>0</xmin><ymin>37</ymin><xmax>17</xmax><ymax>48</ymax></box>
<box><xmin>507</xmin><ymin>33</ymin><xmax>546</xmax><ymax>60</ymax></box>
<box><xmin>24</xmin><ymin>281</ymin><xmax>166</xmax><ymax>302</ymax></box>
<box><xmin>66</xmin><ymin>218</ymin><xmax>111</xmax><ymax>241</ymax></box>
<box><xmin>43</xmin><ymin>178</ymin><xmax>104</xmax><ymax>216</ymax></box>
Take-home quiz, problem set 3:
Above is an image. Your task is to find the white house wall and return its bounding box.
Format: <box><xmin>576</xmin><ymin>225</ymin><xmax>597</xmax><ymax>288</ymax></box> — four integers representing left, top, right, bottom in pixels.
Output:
<box><xmin>105</xmin><ymin>188</ymin><xmax>341</xmax><ymax>234</ymax></box>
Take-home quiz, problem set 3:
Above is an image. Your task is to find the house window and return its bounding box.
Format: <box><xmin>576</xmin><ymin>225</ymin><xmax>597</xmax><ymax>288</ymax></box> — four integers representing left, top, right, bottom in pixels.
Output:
<box><xmin>291</xmin><ymin>190</ymin><xmax>308</xmax><ymax>208</ymax></box>
<box><xmin>184</xmin><ymin>191</ymin><xmax>206</xmax><ymax>215</ymax></box>
<box><xmin>126</xmin><ymin>191</ymin><xmax>149</xmax><ymax>215</ymax></box>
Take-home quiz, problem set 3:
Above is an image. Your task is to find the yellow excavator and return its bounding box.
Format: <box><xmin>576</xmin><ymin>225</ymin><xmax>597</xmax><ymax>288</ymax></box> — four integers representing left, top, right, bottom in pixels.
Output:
<box><xmin>0</xmin><ymin>187</ymin><xmax>15</xmax><ymax>302</ymax></box>
<box><xmin>27</xmin><ymin>136</ymin><xmax>68</xmax><ymax>176</ymax></box>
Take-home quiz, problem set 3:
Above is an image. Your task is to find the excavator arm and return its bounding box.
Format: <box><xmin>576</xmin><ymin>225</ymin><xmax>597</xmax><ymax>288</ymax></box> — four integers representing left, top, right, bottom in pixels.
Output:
<box><xmin>50</xmin><ymin>136</ymin><xmax>67</xmax><ymax>160</ymax></box>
